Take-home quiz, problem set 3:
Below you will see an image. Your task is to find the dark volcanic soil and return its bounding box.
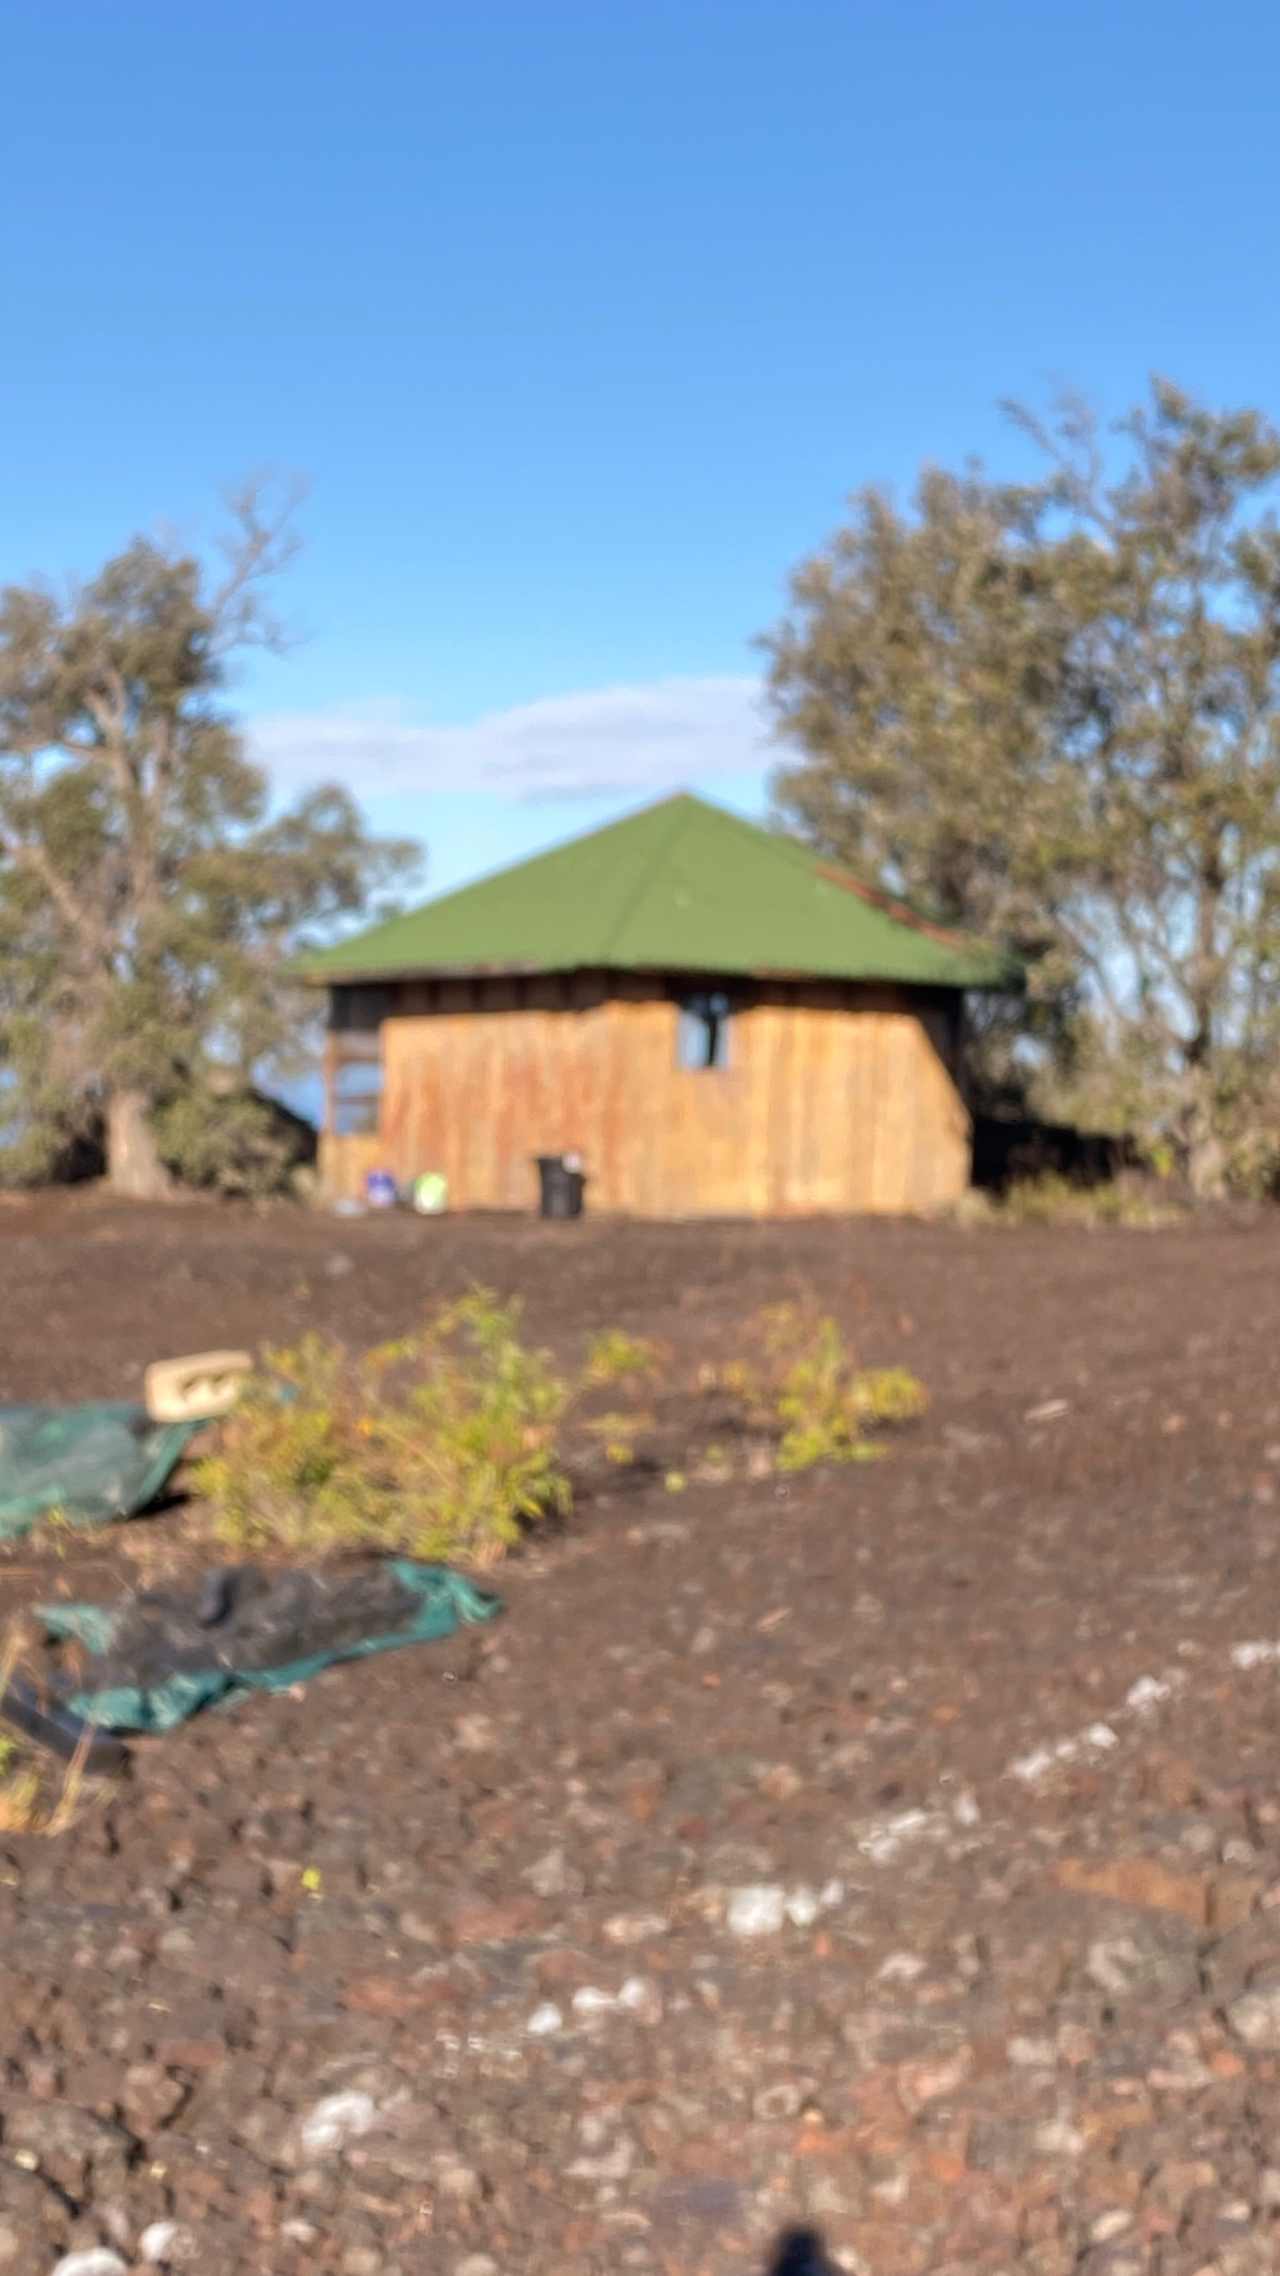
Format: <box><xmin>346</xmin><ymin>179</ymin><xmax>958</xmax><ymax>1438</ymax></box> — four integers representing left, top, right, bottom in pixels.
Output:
<box><xmin>4</xmin><ymin>1196</ymin><xmax>1280</xmax><ymax>2276</ymax></box>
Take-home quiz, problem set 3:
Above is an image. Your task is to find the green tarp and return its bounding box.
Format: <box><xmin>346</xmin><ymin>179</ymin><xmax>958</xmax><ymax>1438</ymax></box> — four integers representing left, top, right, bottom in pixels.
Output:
<box><xmin>38</xmin><ymin>1560</ymin><xmax>500</xmax><ymax>1732</ymax></box>
<box><xmin>0</xmin><ymin>1403</ymin><xmax>204</xmax><ymax>1538</ymax></box>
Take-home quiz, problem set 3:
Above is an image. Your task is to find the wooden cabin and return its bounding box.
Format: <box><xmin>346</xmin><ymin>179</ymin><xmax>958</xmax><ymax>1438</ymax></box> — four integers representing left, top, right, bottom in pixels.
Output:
<box><xmin>305</xmin><ymin>793</ymin><xmax>1011</xmax><ymax>1216</ymax></box>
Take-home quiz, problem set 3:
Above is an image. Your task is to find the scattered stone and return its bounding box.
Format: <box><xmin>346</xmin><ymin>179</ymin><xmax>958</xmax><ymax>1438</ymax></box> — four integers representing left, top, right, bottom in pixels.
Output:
<box><xmin>139</xmin><ymin>2222</ymin><xmax>199</xmax><ymax>2266</ymax></box>
<box><xmin>1228</xmin><ymin>1974</ymin><xmax>1280</xmax><ymax>2049</ymax></box>
<box><xmin>878</xmin><ymin>1951</ymin><xmax>928</xmax><ymax>1983</ymax></box>
<box><xmin>434</xmin><ymin>2159</ymin><xmax>483</xmax><ymax>2201</ymax></box>
<box><xmin>298</xmin><ymin>2090</ymin><xmax>380</xmax><ymax>2159</ymax></box>
<box><xmin>567</xmin><ymin>2135</ymin><xmax>635</xmax><ymax>2182</ymax></box>
<box><xmin>603</xmin><ymin>1911</ymin><xmax>670</xmax><ymax>1945</ymax></box>
<box><xmin>453</xmin><ymin>1714</ymin><xmax>498</xmax><ymax>1752</ymax></box>
<box><xmin>898</xmin><ymin>2044</ymin><xmax>973</xmax><ymax>2110</ymax></box>
<box><xmin>51</xmin><ymin>2255</ymin><xmax>129</xmax><ymax>2276</ymax></box>
<box><xmin>1091</xmin><ymin>2210</ymin><xmax>1134</xmax><ymax>2243</ymax></box>
<box><xmin>526</xmin><ymin>2002</ymin><xmax>564</xmax><ymax>2036</ymax></box>
<box><xmin>1084</xmin><ymin>1922</ymin><xmax>1198</xmax><ymax>2004</ymax></box>
<box><xmin>726</xmin><ymin>1885</ymin><xmax>787</xmax><ymax>1937</ymax></box>
<box><xmin>1058</xmin><ymin>1854</ymin><xmax>1209</xmax><ymax>1924</ymax></box>
<box><xmin>525</xmin><ymin>1846</ymin><xmax>576</xmax><ymax>1898</ymax></box>
<box><xmin>753</xmin><ymin>2080</ymin><xmax>804</xmax><ymax>2121</ymax></box>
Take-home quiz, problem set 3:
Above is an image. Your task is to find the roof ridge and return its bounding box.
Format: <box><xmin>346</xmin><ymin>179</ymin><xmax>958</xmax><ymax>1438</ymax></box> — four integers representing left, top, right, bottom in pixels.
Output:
<box><xmin>693</xmin><ymin>799</ymin><xmax>983</xmax><ymax>952</ymax></box>
<box><xmin>599</xmin><ymin>793</ymin><xmax>698</xmax><ymax>961</ymax></box>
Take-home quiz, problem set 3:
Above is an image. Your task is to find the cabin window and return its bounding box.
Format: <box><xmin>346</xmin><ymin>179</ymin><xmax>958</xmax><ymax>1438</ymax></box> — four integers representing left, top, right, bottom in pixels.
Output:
<box><xmin>328</xmin><ymin>985</ymin><xmax>390</xmax><ymax>1133</ymax></box>
<box><xmin>677</xmin><ymin>990</ymin><xmax>732</xmax><ymax>1071</ymax></box>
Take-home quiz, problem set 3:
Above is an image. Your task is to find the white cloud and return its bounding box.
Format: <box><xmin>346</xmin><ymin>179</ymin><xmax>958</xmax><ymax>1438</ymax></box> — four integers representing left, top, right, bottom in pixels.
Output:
<box><xmin>248</xmin><ymin>674</ymin><xmax>771</xmax><ymax>803</ymax></box>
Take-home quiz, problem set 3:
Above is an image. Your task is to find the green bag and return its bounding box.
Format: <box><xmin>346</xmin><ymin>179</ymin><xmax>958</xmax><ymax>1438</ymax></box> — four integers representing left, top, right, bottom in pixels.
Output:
<box><xmin>0</xmin><ymin>1403</ymin><xmax>204</xmax><ymax>1538</ymax></box>
<box><xmin>38</xmin><ymin>1559</ymin><xmax>500</xmax><ymax>1732</ymax></box>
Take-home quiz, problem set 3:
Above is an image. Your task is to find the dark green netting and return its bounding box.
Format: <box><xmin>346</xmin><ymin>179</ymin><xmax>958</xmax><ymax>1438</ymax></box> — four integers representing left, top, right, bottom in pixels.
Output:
<box><xmin>38</xmin><ymin>1559</ymin><xmax>500</xmax><ymax>1731</ymax></box>
<box><xmin>0</xmin><ymin>1403</ymin><xmax>204</xmax><ymax>1538</ymax></box>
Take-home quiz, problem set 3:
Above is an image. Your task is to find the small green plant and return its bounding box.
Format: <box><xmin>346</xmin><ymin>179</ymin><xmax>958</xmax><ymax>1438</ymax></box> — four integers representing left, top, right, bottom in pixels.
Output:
<box><xmin>577</xmin><ymin>1329</ymin><xmax>662</xmax><ymax>1466</ymax></box>
<box><xmin>194</xmin><ymin>1291</ymin><xmax>663</xmax><ymax>1566</ymax></box>
<box><xmin>759</xmin><ymin>1304</ymin><xmax>925</xmax><ymax>1470</ymax></box>
<box><xmin>367</xmin><ymin>1292</ymin><xmax>572</xmax><ymax>1563</ymax></box>
<box><xmin>192</xmin><ymin>1332</ymin><xmax>381</xmax><ymax>1555</ymax></box>
<box><xmin>701</xmin><ymin>1303</ymin><xmax>927</xmax><ymax>1475</ymax></box>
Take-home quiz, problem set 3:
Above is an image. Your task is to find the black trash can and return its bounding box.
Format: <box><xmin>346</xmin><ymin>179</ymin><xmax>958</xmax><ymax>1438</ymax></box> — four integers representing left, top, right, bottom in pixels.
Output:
<box><xmin>535</xmin><ymin>1154</ymin><xmax>586</xmax><ymax>1220</ymax></box>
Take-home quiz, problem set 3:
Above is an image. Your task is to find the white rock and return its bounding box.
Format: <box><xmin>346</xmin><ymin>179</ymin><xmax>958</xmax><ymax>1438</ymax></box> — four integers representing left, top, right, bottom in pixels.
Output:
<box><xmin>525</xmin><ymin>1846</ymin><xmax>571</xmax><ymax>1897</ymax></box>
<box><xmin>52</xmin><ymin>2256</ymin><xmax>129</xmax><ymax>2276</ymax></box>
<box><xmin>139</xmin><ymin>2224</ymin><xmax>198</xmax><ymax>2267</ymax></box>
<box><xmin>617</xmin><ymin>1974</ymin><xmax>662</xmax><ymax>2021</ymax></box>
<box><xmin>566</xmin><ymin>2136</ymin><xmax>635</xmax><ymax>2182</ymax></box>
<box><xmin>1233</xmin><ymin>1640</ymin><xmax>1280</xmax><ymax>1669</ymax></box>
<box><xmin>299</xmin><ymin>2089</ymin><xmax>379</xmax><ymax>2158</ymax></box>
<box><xmin>858</xmin><ymin>1808</ymin><xmax>935</xmax><ymax>1862</ymax></box>
<box><xmin>571</xmin><ymin>1986</ymin><xmax>617</xmax><ymax>2015</ymax></box>
<box><xmin>1010</xmin><ymin>1746</ymin><xmax>1057</xmax><ymax>1783</ymax></box>
<box><xmin>1035</xmin><ymin>2118</ymin><xmax>1086</xmax><ymax>2158</ymax></box>
<box><xmin>784</xmin><ymin>1886</ymin><xmax>821</xmax><ymax>1928</ymax></box>
<box><xmin>877</xmin><ymin>1952</ymin><xmax>927</xmax><ymax>1983</ymax></box>
<box><xmin>1008</xmin><ymin>2034</ymin><xmax>1056</xmax><ymax>2068</ymax></box>
<box><xmin>726</xmin><ymin>1884</ymin><xmax>787</xmax><ymax>1937</ymax></box>
<box><xmin>526</xmin><ymin>2001</ymin><xmax>564</xmax><ymax>2036</ymax></box>
<box><xmin>1091</xmin><ymin>2210</ymin><xmax>1132</xmax><ymax>2243</ymax></box>
<box><xmin>603</xmin><ymin>1910</ymin><xmax>669</xmax><ymax>1944</ymax></box>
<box><xmin>1229</xmin><ymin>1983</ymin><xmax>1280</xmax><ymax>2049</ymax></box>
<box><xmin>1125</xmin><ymin>1674</ymin><xmax>1176</xmax><ymax>1712</ymax></box>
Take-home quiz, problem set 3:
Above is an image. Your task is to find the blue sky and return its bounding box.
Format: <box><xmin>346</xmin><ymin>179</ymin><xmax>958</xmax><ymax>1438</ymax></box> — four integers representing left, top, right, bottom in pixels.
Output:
<box><xmin>5</xmin><ymin>0</ymin><xmax>1280</xmax><ymax>897</ymax></box>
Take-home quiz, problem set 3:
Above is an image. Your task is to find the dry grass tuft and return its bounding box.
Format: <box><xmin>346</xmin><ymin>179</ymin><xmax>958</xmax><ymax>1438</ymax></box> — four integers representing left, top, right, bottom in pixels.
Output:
<box><xmin>0</xmin><ymin>1625</ymin><xmax>94</xmax><ymax>1837</ymax></box>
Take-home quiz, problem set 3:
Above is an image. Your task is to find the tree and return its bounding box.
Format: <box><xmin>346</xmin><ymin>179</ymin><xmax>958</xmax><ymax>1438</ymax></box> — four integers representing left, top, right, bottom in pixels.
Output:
<box><xmin>0</xmin><ymin>486</ymin><xmax>416</xmax><ymax>1197</ymax></box>
<box><xmin>764</xmin><ymin>380</ymin><xmax>1280</xmax><ymax>1193</ymax></box>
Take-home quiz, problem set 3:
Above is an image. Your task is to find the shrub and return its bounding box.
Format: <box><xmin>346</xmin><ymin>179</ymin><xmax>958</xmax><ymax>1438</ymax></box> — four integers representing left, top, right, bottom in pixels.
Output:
<box><xmin>154</xmin><ymin>1083</ymin><xmax>317</xmax><ymax>1199</ymax></box>
<box><xmin>700</xmin><ymin>1303</ymin><xmax>927</xmax><ymax>1475</ymax></box>
<box><xmin>759</xmin><ymin>1304</ymin><xmax>927</xmax><ymax>1471</ymax></box>
<box><xmin>982</xmin><ymin>1172</ymin><xmax>1178</xmax><ymax>1230</ymax></box>
<box><xmin>364</xmin><ymin>1294</ymin><xmax>573</xmax><ymax>1563</ymax></box>
<box><xmin>194</xmin><ymin>1292</ymin><xmax>662</xmax><ymax>1566</ymax></box>
<box><xmin>192</xmin><ymin>1332</ymin><xmax>383</xmax><ymax>1555</ymax></box>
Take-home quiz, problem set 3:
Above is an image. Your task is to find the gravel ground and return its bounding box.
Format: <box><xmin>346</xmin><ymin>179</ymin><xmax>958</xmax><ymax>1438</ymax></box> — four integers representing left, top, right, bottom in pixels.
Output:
<box><xmin>3</xmin><ymin>1196</ymin><xmax>1280</xmax><ymax>2275</ymax></box>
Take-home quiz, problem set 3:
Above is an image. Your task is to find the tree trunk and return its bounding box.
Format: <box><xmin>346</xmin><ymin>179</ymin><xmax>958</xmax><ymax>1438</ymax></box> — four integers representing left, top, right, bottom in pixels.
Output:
<box><xmin>1181</xmin><ymin>1076</ymin><xmax>1226</xmax><ymax>1201</ymax></box>
<box><xmin>105</xmin><ymin>1089</ymin><xmax>173</xmax><ymax>1200</ymax></box>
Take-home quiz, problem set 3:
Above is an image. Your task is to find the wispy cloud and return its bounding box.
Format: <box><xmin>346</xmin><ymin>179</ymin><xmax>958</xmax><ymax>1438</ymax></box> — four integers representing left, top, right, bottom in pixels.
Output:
<box><xmin>249</xmin><ymin>674</ymin><xmax>771</xmax><ymax>803</ymax></box>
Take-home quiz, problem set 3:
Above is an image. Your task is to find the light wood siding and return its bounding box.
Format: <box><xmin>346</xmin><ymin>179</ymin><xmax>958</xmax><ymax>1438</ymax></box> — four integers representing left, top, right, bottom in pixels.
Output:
<box><xmin>319</xmin><ymin>975</ymin><xmax>970</xmax><ymax>1215</ymax></box>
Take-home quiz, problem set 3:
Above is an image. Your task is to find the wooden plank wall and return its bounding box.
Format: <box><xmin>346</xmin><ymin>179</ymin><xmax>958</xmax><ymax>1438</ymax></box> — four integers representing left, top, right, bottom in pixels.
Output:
<box><xmin>318</xmin><ymin>1130</ymin><xmax>384</xmax><ymax>1201</ymax></box>
<box><xmin>320</xmin><ymin>974</ymin><xmax>971</xmax><ymax>1215</ymax></box>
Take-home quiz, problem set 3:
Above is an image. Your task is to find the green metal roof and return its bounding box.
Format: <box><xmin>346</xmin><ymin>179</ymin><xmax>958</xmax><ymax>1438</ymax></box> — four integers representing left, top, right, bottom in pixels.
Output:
<box><xmin>303</xmin><ymin>793</ymin><xmax>1014</xmax><ymax>991</ymax></box>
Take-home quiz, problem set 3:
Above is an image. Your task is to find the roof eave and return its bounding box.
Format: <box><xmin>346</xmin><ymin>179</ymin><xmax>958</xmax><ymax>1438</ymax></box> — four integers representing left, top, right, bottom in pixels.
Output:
<box><xmin>304</xmin><ymin>954</ymin><xmax>1015</xmax><ymax>991</ymax></box>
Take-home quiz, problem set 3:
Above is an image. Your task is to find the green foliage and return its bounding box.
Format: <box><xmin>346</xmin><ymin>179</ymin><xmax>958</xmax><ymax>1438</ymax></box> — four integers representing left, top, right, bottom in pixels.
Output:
<box><xmin>582</xmin><ymin>1329</ymin><xmax>663</xmax><ymax>1387</ymax></box>
<box><xmin>698</xmin><ymin>1304</ymin><xmax>927</xmax><ymax>1475</ymax></box>
<box><xmin>365</xmin><ymin>1294</ymin><xmax>572</xmax><ymax>1564</ymax></box>
<box><xmin>0</xmin><ymin>485</ymin><xmax>416</xmax><ymax>1196</ymax></box>
<box><xmin>764</xmin><ymin>378</ymin><xmax>1280</xmax><ymax>1191</ymax></box>
<box><xmin>578</xmin><ymin>1329</ymin><xmax>663</xmax><ymax>1465</ymax></box>
<box><xmin>192</xmin><ymin>1333</ymin><xmax>376</xmax><ymax>1554</ymax></box>
<box><xmin>153</xmin><ymin>1083</ymin><xmax>315</xmax><ymax>1199</ymax></box>
<box><xmin>953</xmin><ymin>1173</ymin><xmax>1179</xmax><ymax>1230</ymax></box>
<box><xmin>755</xmin><ymin>1304</ymin><xmax>927</xmax><ymax>1471</ymax></box>
<box><xmin>194</xmin><ymin>1291</ymin><xmax>661</xmax><ymax>1566</ymax></box>
<box><xmin>195</xmin><ymin>1292</ymin><xmax>924</xmax><ymax>1553</ymax></box>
